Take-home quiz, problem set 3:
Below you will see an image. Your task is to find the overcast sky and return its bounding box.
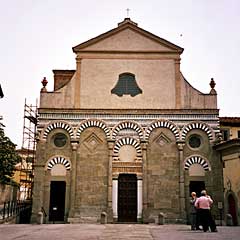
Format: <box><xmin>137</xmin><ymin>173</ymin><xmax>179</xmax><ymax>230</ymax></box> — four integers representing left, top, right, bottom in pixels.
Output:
<box><xmin>1</xmin><ymin>0</ymin><xmax>239</xmax><ymax>148</ymax></box>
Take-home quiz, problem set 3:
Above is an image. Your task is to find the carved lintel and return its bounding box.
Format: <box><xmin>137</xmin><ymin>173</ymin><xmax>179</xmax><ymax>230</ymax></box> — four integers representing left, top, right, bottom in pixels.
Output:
<box><xmin>112</xmin><ymin>167</ymin><xmax>142</xmax><ymax>174</ymax></box>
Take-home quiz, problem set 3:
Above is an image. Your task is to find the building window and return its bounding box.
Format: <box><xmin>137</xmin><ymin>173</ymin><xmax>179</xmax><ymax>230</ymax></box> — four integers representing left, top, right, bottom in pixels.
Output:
<box><xmin>111</xmin><ymin>73</ymin><xmax>142</xmax><ymax>97</ymax></box>
<box><xmin>53</xmin><ymin>133</ymin><xmax>67</xmax><ymax>147</ymax></box>
<box><xmin>188</xmin><ymin>134</ymin><xmax>202</xmax><ymax>149</ymax></box>
<box><xmin>238</xmin><ymin>130</ymin><xmax>240</xmax><ymax>139</ymax></box>
<box><xmin>221</xmin><ymin>129</ymin><xmax>230</xmax><ymax>141</ymax></box>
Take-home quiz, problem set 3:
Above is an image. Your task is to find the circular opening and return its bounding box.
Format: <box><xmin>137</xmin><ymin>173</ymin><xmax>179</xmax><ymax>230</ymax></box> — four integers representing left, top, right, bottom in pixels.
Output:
<box><xmin>53</xmin><ymin>133</ymin><xmax>67</xmax><ymax>147</ymax></box>
<box><xmin>189</xmin><ymin>134</ymin><xmax>201</xmax><ymax>148</ymax></box>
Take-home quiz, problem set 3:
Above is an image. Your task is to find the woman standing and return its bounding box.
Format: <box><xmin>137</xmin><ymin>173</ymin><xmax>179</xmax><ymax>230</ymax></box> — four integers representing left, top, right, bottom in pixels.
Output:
<box><xmin>190</xmin><ymin>192</ymin><xmax>198</xmax><ymax>230</ymax></box>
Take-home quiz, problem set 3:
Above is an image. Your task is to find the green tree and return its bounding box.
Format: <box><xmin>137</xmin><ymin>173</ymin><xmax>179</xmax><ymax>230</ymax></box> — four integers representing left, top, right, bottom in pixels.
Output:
<box><xmin>0</xmin><ymin>126</ymin><xmax>21</xmax><ymax>184</ymax></box>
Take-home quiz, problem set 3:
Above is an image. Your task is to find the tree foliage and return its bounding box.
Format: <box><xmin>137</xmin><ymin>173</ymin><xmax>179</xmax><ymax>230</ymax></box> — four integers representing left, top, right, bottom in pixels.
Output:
<box><xmin>0</xmin><ymin>126</ymin><xmax>21</xmax><ymax>184</ymax></box>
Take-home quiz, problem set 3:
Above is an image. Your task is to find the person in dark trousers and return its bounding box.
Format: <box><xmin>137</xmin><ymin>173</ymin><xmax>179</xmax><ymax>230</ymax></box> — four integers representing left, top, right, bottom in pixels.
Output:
<box><xmin>190</xmin><ymin>192</ymin><xmax>200</xmax><ymax>230</ymax></box>
<box><xmin>195</xmin><ymin>190</ymin><xmax>217</xmax><ymax>232</ymax></box>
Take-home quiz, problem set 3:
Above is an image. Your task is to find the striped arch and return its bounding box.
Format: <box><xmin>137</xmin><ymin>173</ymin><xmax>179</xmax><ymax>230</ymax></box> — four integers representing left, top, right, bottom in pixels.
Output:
<box><xmin>113</xmin><ymin>137</ymin><xmax>141</xmax><ymax>155</ymax></box>
<box><xmin>145</xmin><ymin>120</ymin><xmax>180</xmax><ymax>141</ymax></box>
<box><xmin>184</xmin><ymin>156</ymin><xmax>211</xmax><ymax>171</ymax></box>
<box><xmin>43</xmin><ymin>121</ymin><xmax>74</xmax><ymax>140</ymax></box>
<box><xmin>112</xmin><ymin>121</ymin><xmax>144</xmax><ymax>140</ymax></box>
<box><xmin>181</xmin><ymin>121</ymin><xmax>213</xmax><ymax>141</ymax></box>
<box><xmin>76</xmin><ymin>119</ymin><xmax>110</xmax><ymax>139</ymax></box>
<box><xmin>47</xmin><ymin>156</ymin><xmax>71</xmax><ymax>170</ymax></box>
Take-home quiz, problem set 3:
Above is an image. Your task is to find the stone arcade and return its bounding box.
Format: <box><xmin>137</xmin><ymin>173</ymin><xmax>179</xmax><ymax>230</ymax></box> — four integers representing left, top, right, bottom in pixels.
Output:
<box><xmin>31</xmin><ymin>18</ymin><xmax>223</xmax><ymax>223</ymax></box>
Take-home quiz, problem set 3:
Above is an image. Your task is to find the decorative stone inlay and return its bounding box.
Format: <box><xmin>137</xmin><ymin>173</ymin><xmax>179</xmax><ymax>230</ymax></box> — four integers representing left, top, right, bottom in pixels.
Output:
<box><xmin>113</xmin><ymin>137</ymin><xmax>141</xmax><ymax>155</ymax></box>
<box><xmin>154</xmin><ymin>132</ymin><xmax>171</xmax><ymax>147</ymax></box>
<box><xmin>76</xmin><ymin>119</ymin><xmax>110</xmax><ymax>139</ymax></box>
<box><xmin>43</xmin><ymin>121</ymin><xmax>74</xmax><ymax>140</ymax></box>
<box><xmin>112</xmin><ymin>161</ymin><xmax>142</xmax><ymax>174</ymax></box>
<box><xmin>145</xmin><ymin>120</ymin><xmax>180</xmax><ymax>141</ymax></box>
<box><xmin>47</xmin><ymin>156</ymin><xmax>71</xmax><ymax>170</ymax></box>
<box><xmin>181</xmin><ymin>121</ymin><xmax>213</xmax><ymax>141</ymax></box>
<box><xmin>83</xmin><ymin>133</ymin><xmax>103</xmax><ymax>153</ymax></box>
<box><xmin>116</xmin><ymin>129</ymin><xmax>139</xmax><ymax>138</ymax></box>
<box><xmin>113</xmin><ymin>161</ymin><xmax>142</xmax><ymax>166</ymax></box>
<box><xmin>112</xmin><ymin>167</ymin><xmax>142</xmax><ymax>174</ymax></box>
<box><xmin>38</xmin><ymin>112</ymin><xmax>219</xmax><ymax>121</ymax></box>
<box><xmin>184</xmin><ymin>156</ymin><xmax>210</xmax><ymax>171</ymax></box>
<box><xmin>112</xmin><ymin>121</ymin><xmax>143</xmax><ymax>140</ymax></box>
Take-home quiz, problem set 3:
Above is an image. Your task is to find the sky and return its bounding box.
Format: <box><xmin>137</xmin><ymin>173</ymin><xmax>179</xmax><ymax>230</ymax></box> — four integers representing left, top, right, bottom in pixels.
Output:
<box><xmin>0</xmin><ymin>0</ymin><xmax>240</xmax><ymax>148</ymax></box>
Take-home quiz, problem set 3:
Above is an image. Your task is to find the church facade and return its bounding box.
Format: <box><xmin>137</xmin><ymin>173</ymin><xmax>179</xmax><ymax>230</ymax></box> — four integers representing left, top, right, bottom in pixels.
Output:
<box><xmin>31</xmin><ymin>18</ymin><xmax>224</xmax><ymax>223</ymax></box>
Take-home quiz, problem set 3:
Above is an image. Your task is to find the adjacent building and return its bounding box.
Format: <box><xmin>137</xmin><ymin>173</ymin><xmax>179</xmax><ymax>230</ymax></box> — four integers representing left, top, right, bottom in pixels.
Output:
<box><xmin>215</xmin><ymin>117</ymin><xmax>240</xmax><ymax>225</ymax></box>
<box><xmin>31</xmin><ymin>18</ymin><xmax>224</xmax><ymax>223</ymax></box>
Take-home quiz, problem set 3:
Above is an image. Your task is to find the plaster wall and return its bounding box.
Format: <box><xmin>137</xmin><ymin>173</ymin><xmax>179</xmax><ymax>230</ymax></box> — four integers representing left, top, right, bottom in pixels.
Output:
<box><xmin>79</xmin><ymin>58</ymin><xmax>175</xmax><ymax>109</ymax></box>
<box><xmin>223</xmin><ymin>153</ymin><xmax>240</xmax><ymax>208</ymax></box>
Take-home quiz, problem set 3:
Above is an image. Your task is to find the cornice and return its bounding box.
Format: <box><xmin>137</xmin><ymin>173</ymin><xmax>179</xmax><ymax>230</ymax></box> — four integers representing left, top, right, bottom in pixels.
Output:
<box><xmin>38</xmin><ymin>108</ymin><xmax>219</xmax><ymax>115</ymax></box>
<box><xmin>214</xmin><ymin>138</ymin><xmax>240</xmax><ymax>151</ymax></box>
<box><xmin>73</xmin><ymin>19</ymin><xmax>183</xmax><ymax>54</ymax></box>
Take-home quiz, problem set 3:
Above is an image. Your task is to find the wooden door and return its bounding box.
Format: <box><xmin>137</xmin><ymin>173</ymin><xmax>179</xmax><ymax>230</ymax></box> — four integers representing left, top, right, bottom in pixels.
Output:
<box><xmin>118</xmin><ymin>174</ymin><xmax>137</xmax><ymax>222</ymax></box>
<box><xmin>49</xmin><ymin>181</ymin><xmax>66</xmax><ymax>222</ymax></box>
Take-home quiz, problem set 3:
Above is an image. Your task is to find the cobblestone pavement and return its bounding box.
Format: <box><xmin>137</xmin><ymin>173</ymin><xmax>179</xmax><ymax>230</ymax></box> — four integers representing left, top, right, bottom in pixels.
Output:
<box><xmin>0</xmin><ymin>224</ymin><xmax>240</xmax><ymax>240</ymax></box>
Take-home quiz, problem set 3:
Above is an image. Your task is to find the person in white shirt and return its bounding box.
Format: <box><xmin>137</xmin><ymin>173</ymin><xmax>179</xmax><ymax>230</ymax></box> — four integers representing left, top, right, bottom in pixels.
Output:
<box><xmin>194</xmin><ymin>190</ymin><xmax>217</xmax><ymax>232</ymax></box>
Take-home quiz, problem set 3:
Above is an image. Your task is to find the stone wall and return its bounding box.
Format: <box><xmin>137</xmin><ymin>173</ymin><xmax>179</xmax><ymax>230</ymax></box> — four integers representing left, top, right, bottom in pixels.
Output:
<box><xmin>75</xmin><ymin>127</ymin><xmax>109</xmax><ymax>222</ymax></box>
<box><xmin>146</xmin><ymin>128</ymin><xmax>179</xmax><ymax>222</ymax></box>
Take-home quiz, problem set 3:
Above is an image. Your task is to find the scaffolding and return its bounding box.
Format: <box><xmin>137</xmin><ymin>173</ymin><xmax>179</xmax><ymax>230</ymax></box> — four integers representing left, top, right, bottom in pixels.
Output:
<box><xmin>19</xmin><ymin>99</ymin><xmax>38</xmax><ymax>200</ymax></box>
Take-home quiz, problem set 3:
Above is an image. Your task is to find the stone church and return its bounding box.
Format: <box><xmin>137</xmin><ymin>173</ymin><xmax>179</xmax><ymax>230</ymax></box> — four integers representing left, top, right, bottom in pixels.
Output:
<box><xmin>31</xmin><ymin>18</ymin><xmax>224</xmax><ymax>223</ymax></box>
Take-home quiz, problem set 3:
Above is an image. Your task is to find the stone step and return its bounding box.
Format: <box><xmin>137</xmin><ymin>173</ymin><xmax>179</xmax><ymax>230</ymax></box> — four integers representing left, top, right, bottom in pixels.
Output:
<box><xmin>68</xmin><ymin>216</ymin><xmax>99</xmax><ymax>224</ymax></box>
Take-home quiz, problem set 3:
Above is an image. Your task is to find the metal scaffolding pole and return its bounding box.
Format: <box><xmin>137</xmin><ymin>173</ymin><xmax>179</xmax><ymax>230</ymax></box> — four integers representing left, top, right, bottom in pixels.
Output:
<box><xmin>19</xmin><ymin>99</ymin><xmax>38</xmax><ymax>200</ymax></box>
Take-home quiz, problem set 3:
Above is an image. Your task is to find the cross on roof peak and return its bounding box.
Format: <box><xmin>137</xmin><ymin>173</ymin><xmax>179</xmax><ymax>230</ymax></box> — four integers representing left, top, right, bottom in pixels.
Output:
<box><xmin>126</xmin><ymin>8</ymin><xmax>130</xmax><ymax>17</ymax></box>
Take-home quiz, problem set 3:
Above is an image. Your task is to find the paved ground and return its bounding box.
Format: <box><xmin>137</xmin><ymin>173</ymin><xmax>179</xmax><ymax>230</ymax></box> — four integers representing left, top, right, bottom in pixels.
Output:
<box><xmin>0</xmin><ymin>224</ymin><xmax>240</xmax><ymax>240</ymax></box>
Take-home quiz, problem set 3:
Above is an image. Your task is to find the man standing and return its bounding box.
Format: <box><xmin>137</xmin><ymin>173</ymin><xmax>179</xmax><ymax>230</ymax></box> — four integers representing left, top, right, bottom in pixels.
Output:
<box><xmin>194</xmin><ymin>190</ymin><xmax>217</xmax><ymax>232</ymax></box>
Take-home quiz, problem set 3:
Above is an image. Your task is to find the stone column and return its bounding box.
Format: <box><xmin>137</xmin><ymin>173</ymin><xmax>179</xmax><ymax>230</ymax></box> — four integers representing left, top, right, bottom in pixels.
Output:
<box><xmin>31</xmin><ymin>164</ymin><xmax>45</xmax><ymax>223</ymax></box>
<box><xmin>74</xmin><ymin>58</ymin><xmax>81</xmax><ymax>108</ymax></box>
<box><xmin>177</xmin><ymin>141</ymin><xmax>186</xmax><ymax>220</ymax></box>
<box><xmin>68</xmin><ymin>140</ymin><xmax>79</xmax><ymax>218</ymax></box>
<box><xmin>137</xmin><ymin>178</ymin><xmax>143</xmax><ymax>220</ymax></box>
<box><xmin>107</xmin><ymin>140</ymin><xmax>114</xmax><ymax>222</ymax></box>
<box><xmin>112</xmin><ymin>178</ymin><xmax>118</xmax><ymax>220</ymax></box>
<box><xmin>141</xmin><ymin>141</ymin><xmax>148</xmax><ymax>222</ymax></box>
<box><xmin>175</xmin><ymin>58</ymin><xmax>181</xmax><ymax>109</ymax></box>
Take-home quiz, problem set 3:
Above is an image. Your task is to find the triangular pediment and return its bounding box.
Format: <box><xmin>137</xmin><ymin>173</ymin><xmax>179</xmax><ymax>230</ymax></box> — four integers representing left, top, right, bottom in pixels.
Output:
<box><xmin>73</xmin><ymin>19</ymin><xmax>183</xmax><ymax>53</ymax></box>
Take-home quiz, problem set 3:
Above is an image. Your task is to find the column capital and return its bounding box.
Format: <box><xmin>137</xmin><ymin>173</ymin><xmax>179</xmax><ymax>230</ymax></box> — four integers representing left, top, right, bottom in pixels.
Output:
<box><xmin>140</xmin><ymin>140</ymin><xmax>147</xmax><ymax>150</ymax></box>
<box><xmin>71</xmin><ymin>140</ymin><xmax>79</xmax><ymax>151</ymax></box>
<box><xmin>107</xmin><ymin>140</ymin><xmax>115</xmax><ymax>149</ymax></box>
<box><xmin>76</xmin><ymin>57</ymin><xmax>82</xmax><ymax>63</ymax></box>
<box><xmin>177</xmin><ymin>141</ymin><xmax>185</xmax><ymax>151</ymax></box>
<box><xmin>174</xmin><ymin>58</ymin><xmax>181</xmax><ymax>64</ymax></box>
